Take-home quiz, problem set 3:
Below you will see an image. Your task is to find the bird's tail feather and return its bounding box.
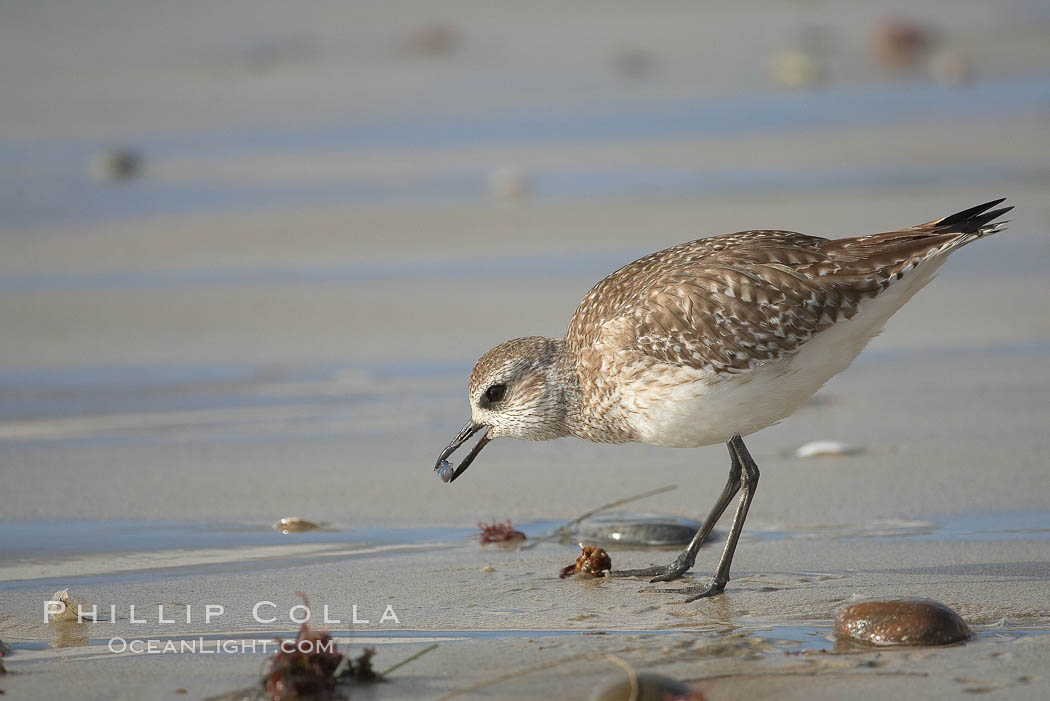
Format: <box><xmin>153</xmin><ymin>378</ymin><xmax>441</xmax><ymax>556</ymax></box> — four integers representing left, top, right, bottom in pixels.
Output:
<box><xmin>928</xmin><ymin>197</ymin><xmax>1012</xmax><ymax>240</ymax></box>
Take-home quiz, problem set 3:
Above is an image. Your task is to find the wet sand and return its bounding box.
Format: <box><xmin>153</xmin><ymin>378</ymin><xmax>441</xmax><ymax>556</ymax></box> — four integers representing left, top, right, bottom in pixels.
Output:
<box><xmin>3</xmin><ymin>1</ymin><xmax>1050</xmax><ymax>699</ymax></box>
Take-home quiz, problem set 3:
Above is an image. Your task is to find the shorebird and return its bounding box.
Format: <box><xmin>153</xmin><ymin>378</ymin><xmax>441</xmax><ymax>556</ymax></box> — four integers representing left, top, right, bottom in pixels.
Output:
<box><xmin>435</xmin><ymin>199</ymin><xmax>1011</xmax><ymax>600</ymax></box>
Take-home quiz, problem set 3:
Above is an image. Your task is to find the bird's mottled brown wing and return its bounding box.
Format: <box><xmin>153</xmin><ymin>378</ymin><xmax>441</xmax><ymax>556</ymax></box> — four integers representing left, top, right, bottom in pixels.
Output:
<box><xmin>566</xmin><ymin>230</ymin><xmax>845</xmax><ymax>373</ymax></box>
<box><xmin>565</xmin><ymin>199</ymin><xmax>1010</xmax><ymax>374</ymax></box>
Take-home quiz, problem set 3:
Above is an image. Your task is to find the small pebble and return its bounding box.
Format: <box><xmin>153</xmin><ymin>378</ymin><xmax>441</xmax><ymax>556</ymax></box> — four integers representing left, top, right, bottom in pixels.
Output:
<box><xmin>795</xmin><ymin>440</ymin><xmax>863</xmax><ymax>458</ymax></box>
<box><xmin>929</xmin><ymin>49</ymin><xmax>970</xmax><ymax>87</ymax></box>
<box><xmin>273</xmin><ymin>517</ymin><xmax>321</xmax><ymax>533</ymax></box>
<box><xmin>609</xmin><ymin>47</ymin><xmax>655</xmax><ymax>80</ymax></box>
<box><xmin>436</xmin><ymin>459</ymin><xmax>456</xmax><ymax>483</ymax></box>
<box><xmin>591</xmin><ymin>672</ymin><xmax>704</xmax><ymax>701</ymax></box>
<box><xmin>90</xmin><ymin>147</ymin><xmax>143</xmax><ymax>182</ymax></box>
<box><xmin>771</xmin><ymin>49</ymin><xmax>823</xmax><ymax>90</ymax></box>
<box><xmin>487</xmin><ymin>165</ymin><xmax>529</xmax><ymax>198</ymax></box>
<box><xmin>835</xmin><ymin>598</ymin><xmax>970</xmax><ymax>646</ymax></box>
<box><xmin>873</xmin><ymin>18</ymin><xmax>932</xmax><ymax>71</ymax></box>
<box><xmin>396</xmin><ymin>23</ymin><xmax>461</xmax><ymax>58</ymax></box>
<box><xmin>240</xmin><ymin>36</ymin><xmax>315</xmax><ymax>74</ymax></box>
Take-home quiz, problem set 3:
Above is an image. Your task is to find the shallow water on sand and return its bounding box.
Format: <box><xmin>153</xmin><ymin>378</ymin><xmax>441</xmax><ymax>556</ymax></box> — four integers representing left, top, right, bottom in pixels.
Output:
<box><xmin>7</xmin><ymin>622</ymin><xmax>1048</xmax><ymax>660</ymax></box>
<box><xmin>4</xmin><ymin>511</ymin><xmax>1049</xmax><ymax>580</ymax></box>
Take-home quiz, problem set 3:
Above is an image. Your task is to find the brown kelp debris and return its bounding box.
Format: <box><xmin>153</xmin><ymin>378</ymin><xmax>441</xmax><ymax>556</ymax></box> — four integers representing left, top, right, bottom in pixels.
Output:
<box><xmin>835</xmin><ymin>598</ymin><xmax>970</xmax><ymax>646</ymax></box>
<box><xmin>478</xmin><ymin>519</ymin><xmax>526</xmax><ymax>544</ymax></box>
<box><xmin>263</xmin><ymin>625</ymin><xmax>342</xmax><ymax>699</ymax></box>
<box><xmin>345</xmin><ymin>648</ymin><xmax>377</xmax><ymax>683</ymax></box>
<box><xmin>560</xmin><ymin>545</ymin><xmax>612</xmax><ymax>578</ymax></box>
<box><xmin>262</xmin><ymin>594</ymin><xmax>379</xmax><ymax>700</ymax></box>
<box><xmin>208</xmin><ymin>640</ymin><xmax>435</xmax><ymax>701</ymax></box>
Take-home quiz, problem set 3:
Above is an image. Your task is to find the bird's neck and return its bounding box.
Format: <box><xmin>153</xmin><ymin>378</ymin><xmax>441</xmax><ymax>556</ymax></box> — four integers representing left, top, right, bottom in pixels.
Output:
<box><xmin>551</xmin><ymin>338</ymin><xmax>639</xmax><ymax>444</ymax></box>
<box><xmin>538</xmin><ymin>338</ymin><xmax>582</xmax><ymax>440</ymax></box>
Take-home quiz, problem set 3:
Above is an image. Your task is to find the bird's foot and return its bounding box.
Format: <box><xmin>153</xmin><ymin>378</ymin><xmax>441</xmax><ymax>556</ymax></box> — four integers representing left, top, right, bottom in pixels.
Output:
<box><xmin>611</xmin><ymin>551</ymin><xmax>694</xmax><ymax>583</ymax></box>
<box><xmin>648</xmin><ymin>579</ymin><xmax>727</xmax><ymax>602</ymax></box>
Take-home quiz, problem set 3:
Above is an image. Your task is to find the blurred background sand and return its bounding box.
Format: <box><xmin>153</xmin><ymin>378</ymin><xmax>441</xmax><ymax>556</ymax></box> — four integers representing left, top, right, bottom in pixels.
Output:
<box><xmin>1</xmin><ymin>1</ymin><xmax>1049</xmax><ymax>699</ymax></box>
<box><xmin>1</xmin><ymin>0</ymin><xmax>1048</xmax><ymax>524</ymax></box>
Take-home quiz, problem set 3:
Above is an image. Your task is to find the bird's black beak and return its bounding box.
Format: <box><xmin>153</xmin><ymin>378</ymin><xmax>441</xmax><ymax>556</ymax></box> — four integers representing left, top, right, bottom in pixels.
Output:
<box><xmin>434</xmin><ymin>420</ymin><xmax>490</xmax><ymax>484</ymax></box>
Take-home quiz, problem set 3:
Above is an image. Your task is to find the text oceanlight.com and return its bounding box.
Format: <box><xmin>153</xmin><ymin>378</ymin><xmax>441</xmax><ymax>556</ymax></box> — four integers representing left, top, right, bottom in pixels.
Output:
<box><xmin>108</xmin><ymin>638</ymin><xmax>339</xmax><ymax>655</ymax></box>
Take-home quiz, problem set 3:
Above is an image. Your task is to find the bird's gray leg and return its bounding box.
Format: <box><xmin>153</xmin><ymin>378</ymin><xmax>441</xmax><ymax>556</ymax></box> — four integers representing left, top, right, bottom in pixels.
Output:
<box><xmin>611</xmin><ymin>437</ymin><xmax>743</xmax><ymax>581</ymax></box>
<box><xmin>657</xmin><ymin>434</ymin><xmax>760</xmax><ymax>600</ymax></box>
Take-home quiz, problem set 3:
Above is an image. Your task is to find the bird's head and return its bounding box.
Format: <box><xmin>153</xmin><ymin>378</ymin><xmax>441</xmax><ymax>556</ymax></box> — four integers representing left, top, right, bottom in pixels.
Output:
<box><xmin>434</xmin><ymin>336</ymin><xmax>571</xmax><ymax>483</ymax></box>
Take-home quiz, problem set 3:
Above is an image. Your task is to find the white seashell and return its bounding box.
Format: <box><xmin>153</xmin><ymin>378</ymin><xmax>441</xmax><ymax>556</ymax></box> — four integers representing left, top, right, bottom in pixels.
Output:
<box><xmin>487</xmin><ymin>165</ymin><xmax>529</xmax><ymax>198</ymax></box>
<box><xmin>795</xmin><ymin>440</ymin><xmax>863</xmax><ymax>458</ymax></box>
<box><xmin>49</xmin><ymin>588</ymin><xmax>93</xmax><ymax>621</ymax></box>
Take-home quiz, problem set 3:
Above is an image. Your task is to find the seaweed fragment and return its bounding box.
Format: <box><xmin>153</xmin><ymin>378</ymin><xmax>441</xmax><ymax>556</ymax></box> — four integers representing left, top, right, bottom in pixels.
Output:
<box><xmin>559</xmin><ymin>545</ymin><xmax>612</xmax><ymax>578</ymax></box>
<box><xmin>339</xmin><ymin>648</ymin><xmax>378</xmax><ymax>683</ymax></box>
<box><xmin>262</xmin><ymin>594</ymin><xmax>379</xmax><ymax>700</ymax></box>
<box><xmin>478</xmin><ymin>520</ymin><xmax>526</xmax><ymax>544</ymax></box>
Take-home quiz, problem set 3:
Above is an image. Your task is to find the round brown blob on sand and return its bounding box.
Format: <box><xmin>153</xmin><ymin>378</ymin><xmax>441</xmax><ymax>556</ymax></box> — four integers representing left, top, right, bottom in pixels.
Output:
<box><xmin>272</xmin><ymin>517</ymin><xmax>322</xmax><ymax>534</ymax></box>
<box><xmin>591</xmin><ymin>672</ymin><xmax>704</xmax><ymax>701</ymax></box>
<box><xmin>835</xmin><ymin>598</ymin><xmax>970</xmax><ymax>646</ymax></box>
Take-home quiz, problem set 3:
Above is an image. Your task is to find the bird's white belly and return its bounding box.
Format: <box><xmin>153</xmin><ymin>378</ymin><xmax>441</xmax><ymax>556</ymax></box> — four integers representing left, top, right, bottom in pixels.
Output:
<box><xmin>622</xmin><ymin>263</ymin><xmax>944</xmax><ymax>448</ymax></box>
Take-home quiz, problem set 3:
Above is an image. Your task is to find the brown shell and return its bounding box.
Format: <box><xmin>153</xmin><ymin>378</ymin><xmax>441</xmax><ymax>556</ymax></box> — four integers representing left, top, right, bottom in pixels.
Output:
<box><xmin>835</xmin><ymin>598</ymin><xmax>970</xmax><ymax>646</ymax></box>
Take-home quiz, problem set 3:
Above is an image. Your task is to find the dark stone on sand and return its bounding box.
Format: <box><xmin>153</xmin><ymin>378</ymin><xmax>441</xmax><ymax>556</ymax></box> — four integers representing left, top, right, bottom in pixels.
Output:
<box><xmin>834</xmin><ymin>598</ymin><xmax>970</xmax><ymax>646</ymax></box>
<box><xmin>609</xmin><ymin>47</ymin><xmax>656</xmax><ymax>79</ymax></box>
<box><xmin>591</xmin><ymin>672</ymin><xmax>704</xmax><ymax>701</ymax></box>
<box><xmin>90</xmin><ymin>148</ymin><xmax>143</xmax><ymax>182</ymax></box>
<box><xmin>574</xmin><ymin>514</ymin><xmax>701</xmax><ymax>547</ymax></box>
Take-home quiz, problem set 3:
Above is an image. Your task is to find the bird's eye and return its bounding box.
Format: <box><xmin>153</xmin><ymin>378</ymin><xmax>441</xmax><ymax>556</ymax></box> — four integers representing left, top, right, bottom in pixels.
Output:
<box><xmin>484</xmin><ymin>384</ymin><xmax>507</xmax><ymax>403</ymax></box>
